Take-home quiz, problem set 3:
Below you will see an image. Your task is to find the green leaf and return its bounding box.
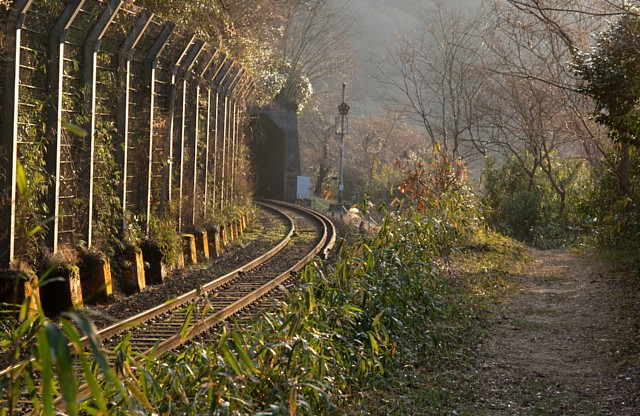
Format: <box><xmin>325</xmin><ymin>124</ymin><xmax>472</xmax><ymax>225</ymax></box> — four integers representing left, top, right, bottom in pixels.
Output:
<box><xmin>231</xmin><ymin>333</ymin><xmax>256</xmax><ymax>374</ymax></box>
<box><xmin>368</xmin><ymin>332</ymin><xmax>379</xmax><ymax>355</ymax></box>
<box><xmin>306</xmin><ymin>286</ymin><xmax>315</xmax><ymax>314</ymax></box>
<box><xmin>27</xmin><ymin>216</ymin><xmax>54</xmax><ymax>237</ymax></box>
<box><xmin>16</xmin><ymin>161</ymin><xmax>27</xmax><ymax>201</ymax></box>
<box><xmin>26</xmin><ymin>224</ymin><xmax>42</xmax><ymax>237</ymax></box>
<box><xmin>220</xmin><ymin>343</ymin><xmax>243</xmax><ymax>376</ymax></box>
<box><xmin>372</xmin><ymin>310</ymin><xmax>385</xmax><ymax>326</ymax></box>
<box><xmin>46</xmin><ymin>323</ymin><xmax>77</xmax><ymax>415</ymax></box>
<box><xmin>124</xmin><ymin>379</ymin><xmax>156</xmax><ymax>412</ymax></box>
<box><xmin>61</xmin><ymin>320</ymin><xmax>107</xmax><ymax>414</ymax></box>
<box><xmin>66</xmin><ymin>313</ymin><xmax>123</xmax><ymax>391</ymax></box>
<box><xmin>180</xmin><ymin>301</ymin><xmax>195</xmax><ymax>339</ymax></box>
<box><xmin>62</xmin><ymin>121</ymin><xmax>87</xmax><ymax>137</ymax></box>
<box><xmin>36</xmin><ymin>327</ymin><xmax>54</xmax><ymax>416</ymax></box>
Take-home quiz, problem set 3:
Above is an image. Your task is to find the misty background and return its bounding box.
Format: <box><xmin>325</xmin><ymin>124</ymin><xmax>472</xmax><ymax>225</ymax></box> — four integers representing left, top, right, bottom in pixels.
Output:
<box><xmin>345</xmin><ymin>0</ymin><xmax>483</xmax><ymax>115</ymax></box>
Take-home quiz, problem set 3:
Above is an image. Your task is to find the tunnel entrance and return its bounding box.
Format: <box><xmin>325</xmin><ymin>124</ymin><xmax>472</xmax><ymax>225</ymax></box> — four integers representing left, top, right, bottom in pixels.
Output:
<box><xmin>248</xmin><ymin>98</ymin><xmax>301</xmax><ymax>201</ymax></box>
<box><xmin>249</xmin><ymin>114</ymin><xmax>286</xmax><ymax>200</ymax></box>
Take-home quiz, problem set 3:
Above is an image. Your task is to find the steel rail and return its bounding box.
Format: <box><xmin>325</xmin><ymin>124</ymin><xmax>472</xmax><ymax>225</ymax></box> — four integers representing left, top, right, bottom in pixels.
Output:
<box><xmin>0</xmin><ymin>203</ymin><xmax>292</xmax><ymax>387</ymax></box>
<box><xmin>159</xmin><ymin>200</ymin><xmax>336</xmax><ymax>350</ymax></box>
<box><xmin>261</xmin><ymin>199</ymin><xmax>336</xmax><ymax>259</ymax></box>
<box><xmin>95</xmin><ymin>202</ymin><xmax>294</xmax><ymax>342</ymax></box>
<box><xmin>38</xmin><ymin>201</ymin><xmax>334</xmax><ymax>412</ymax></box>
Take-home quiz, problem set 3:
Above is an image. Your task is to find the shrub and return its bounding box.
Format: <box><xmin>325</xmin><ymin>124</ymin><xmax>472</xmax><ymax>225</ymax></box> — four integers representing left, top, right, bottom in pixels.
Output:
<box><xmin>582</xmin><ymin>147</ymin><xmax>640</xmax><ymax>249</ymax></box>
<box><xmin>481</xmin><ymin>154</ymin><xmax>593</xmax><ymax>248</ymax></box>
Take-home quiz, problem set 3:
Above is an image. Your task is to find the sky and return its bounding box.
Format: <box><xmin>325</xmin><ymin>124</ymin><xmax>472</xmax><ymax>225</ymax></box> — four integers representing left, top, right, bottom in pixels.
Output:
<box><xmin>343</xmin><ymin>0</ymin><xmax>483</xmax><ymax>115</ymax></box>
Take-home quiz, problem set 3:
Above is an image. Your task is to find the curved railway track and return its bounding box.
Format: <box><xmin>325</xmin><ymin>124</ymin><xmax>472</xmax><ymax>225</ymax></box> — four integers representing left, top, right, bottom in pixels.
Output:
<box><xmin>0</xmin><ymin>200</ymin><xmax>336</xmax><ymax>413</ymax></box>
<box><xmin>98</xmin><ymin>200</ymin><xmax>335</xmax><ymax>355</ymax></box>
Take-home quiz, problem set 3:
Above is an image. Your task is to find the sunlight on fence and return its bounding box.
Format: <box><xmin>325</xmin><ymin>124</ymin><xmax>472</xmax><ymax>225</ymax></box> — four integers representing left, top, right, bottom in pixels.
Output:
<box><xmin>0</xmin><ymin>0</ymin><xmax>254</xmax><ymax>267</ymax></box>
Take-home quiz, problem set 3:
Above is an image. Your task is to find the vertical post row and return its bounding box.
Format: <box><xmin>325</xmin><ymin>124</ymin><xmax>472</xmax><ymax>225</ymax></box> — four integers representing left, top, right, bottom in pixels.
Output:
<box><xmin>165</xmin><ymin>35</ymin><xmax>196</xmax><ymax>216</ymax></box>
<box><xmin>0</xmin><ymin>1</ymin><xmax>251</xmax><ymax>267</ymax></box>
<box><xmin>1</xmin><ymin>0</ymin><xmax>34</xmax><ymax>267</ymax></box>
<box><xmin>175</xmin><ymin>39</ymin><xmax>204</xmax><ymax>231</ymax></box>
<box><xmin>45</xmin><ymin>0</ymin><xmax>84</xmax><ymax>254</ymax></box>
<box><xmin>83</xmin><ymin>0</ymin><xmax>124</xmax><ymax>249</ymax></box>
<box><xmin>143</xmin><ymin>22</ymin><xmax>174</xmax><ymax>234</ymax></box>
<box><xmin>117</xmin><ymin>11</ymin><xmax>152</xmax><ymax>231</ymax></box>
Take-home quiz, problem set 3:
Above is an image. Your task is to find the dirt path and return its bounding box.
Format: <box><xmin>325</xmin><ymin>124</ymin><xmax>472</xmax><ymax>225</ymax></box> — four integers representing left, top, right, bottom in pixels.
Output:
<box><xmin>469</xmin><ymin>249</ymin><xmax>640</xmax><ymax>415</ymax></box>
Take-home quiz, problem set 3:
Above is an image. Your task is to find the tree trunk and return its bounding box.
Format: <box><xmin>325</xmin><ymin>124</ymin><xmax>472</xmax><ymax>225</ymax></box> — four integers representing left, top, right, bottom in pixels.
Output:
<box><xmin>314</xmin><ymin>163</ymin><xmax>331</xmax><ymax>196</ymax></box>
<box><xmin>618</xmin><ymin>141</ymin><xmax>631</xmax><ymax>196</ymax></box>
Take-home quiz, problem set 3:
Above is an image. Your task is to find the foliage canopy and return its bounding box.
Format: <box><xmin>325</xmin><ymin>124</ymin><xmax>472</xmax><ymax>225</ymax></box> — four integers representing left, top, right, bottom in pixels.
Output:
<box><xmin>573</xmin><ymin>13</ymin><xmax>640</xmax><ymax>145</ymax></box>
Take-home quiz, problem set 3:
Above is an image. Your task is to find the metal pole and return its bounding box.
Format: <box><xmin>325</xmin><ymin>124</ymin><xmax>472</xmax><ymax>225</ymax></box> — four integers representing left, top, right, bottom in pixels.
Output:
<box><xmin>220</xmin><ymin>94</ymin><xmax>228</xmax><ymax>209</ymax></box>
<box><xmin>83</xmin><ymin>0</ymin><xmax>124</xmax><ymax>248</ymax></box>
<box><xmin>204</xmin><ymin>88</ymin><xmax>211</xmax><ymax>219</ymax></box>
<box><xmin>191</xmin><ymin>80</ymin><xmax>200</xmax><ymax>225</ymax></box>
<box><xmin>1</xmin><ymin>0</ymin><xmax>35</xmax><ymax>266</ymax></box>
<box><xmin>337</xmin><ymin>83</ymin><xmax>349</xmax><ymax>205</ymax></box>
<box><xmin>118</xmin><ymin>11</ymin><xmax>152</xmax><ymax>232</ymax></box>
<box><xmin>143</xmin><ymin>22</ymin><xmax>174</xmax><ymax>233</ymax></box>
<box><xmin>212</xmin><ymin>91</ymin><xmax>219</xmax><ymax>214</ymax></box>
<box><xmin>47</xmin><ymin>0</ymin><xmax>84</xmax><ymax>254</ymax></box>
<box><xmin>171</xmin><ymin>38</ymin><xmax>203</xmax><ymax>231</ymax></box>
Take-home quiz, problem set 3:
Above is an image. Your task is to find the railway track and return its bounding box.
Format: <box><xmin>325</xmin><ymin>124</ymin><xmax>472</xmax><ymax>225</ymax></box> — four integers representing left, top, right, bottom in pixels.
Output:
<box><xmin>0</xmin><ymin>200</ymin><xmax>336</xmax><ymax>413</ymax></box>
<box><xmin>98</xmin><ymin>200</ymin><xmax>335</xmax><ymax>354</ymax></box>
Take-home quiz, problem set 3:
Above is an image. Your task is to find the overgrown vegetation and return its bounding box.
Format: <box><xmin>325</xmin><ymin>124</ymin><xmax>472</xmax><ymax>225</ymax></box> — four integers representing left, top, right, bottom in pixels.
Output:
<box><xmin>0</xmin><ymin>157</ymin><xmax>497</xmax><ymax>415</ymax></box>
<box><xmin>481</xmin><ymin>154</ymin><xmax>594</xmax><ymax>248</ymax></box>
<box><xmin>5</xmin><ymin>0</ymin><xmax>640</xmax><ymax>413</ymax></box>
<box><xmin>582</xmin><ymin>148</ymin><xmax>640</xmax><ymax>249</ymax></box>
<box><xmin>0</xmin><ymin>0</ymin><xmax>257</xmax><ymax>296</ymax></box>
<box><xmin>476</xmin><ymin>3</ymin><xmax>640</xmax><ymax>251</ymax></box>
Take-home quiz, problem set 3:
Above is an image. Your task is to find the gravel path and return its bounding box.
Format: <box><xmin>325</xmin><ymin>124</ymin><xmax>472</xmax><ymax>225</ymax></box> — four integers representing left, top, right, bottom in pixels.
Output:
<box><xmin>470</xmin><ymin>249</ymin><xmax>640</xmax><ymax>415</ymax></box>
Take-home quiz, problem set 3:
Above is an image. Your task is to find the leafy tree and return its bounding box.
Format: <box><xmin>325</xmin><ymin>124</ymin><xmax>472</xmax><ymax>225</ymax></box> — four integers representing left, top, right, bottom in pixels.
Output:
<box><xmin>572</xmin><ymin>12</ymin><xmax>640</xmax><ymax>142</ymax></box>
<box><xmin>134</xmin><ymin>0</ymin><xmax>352</xmax><ymax>108</ymax></box>
<box><xmin>572</xmin><ymin>12</ymin><xmax>640</xmax><ymax>194</ymax></box>
<box><xmin>494</xmin><ymin>0</ymin><xmax>640</xmax><ymax>246</ymax></box>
